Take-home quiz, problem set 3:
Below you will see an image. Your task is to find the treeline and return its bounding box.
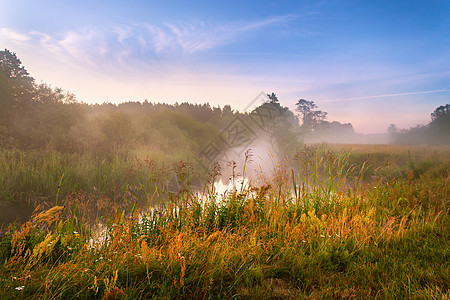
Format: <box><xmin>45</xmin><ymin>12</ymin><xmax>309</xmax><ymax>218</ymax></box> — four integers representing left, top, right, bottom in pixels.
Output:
<box><xmin>389</xmin><ymin>104</ymin><xmax>450</xmax><ymax>145</ymax></box>
<box><xmin>2</xmin><ymin>48</ymin><xmax>448</xmax><ymax>155</ymax></box>
<box><xmin>0</xmin><ymin>49</ymin><xmax>302</xmax><ymax>160</ymax></box>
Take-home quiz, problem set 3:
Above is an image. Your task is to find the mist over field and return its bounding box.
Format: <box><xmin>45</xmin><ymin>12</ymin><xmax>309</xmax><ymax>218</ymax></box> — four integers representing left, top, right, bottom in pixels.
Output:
<box><xmin>1</xmin><ymin>1</ymin><xmax>449</xmax><ymax>298</ymax></box>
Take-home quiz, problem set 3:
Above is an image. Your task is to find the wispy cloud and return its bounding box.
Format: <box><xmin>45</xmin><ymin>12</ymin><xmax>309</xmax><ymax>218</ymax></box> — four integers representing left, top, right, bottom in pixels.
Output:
<box><xmin>27</xmin><ymin>28</ymin><xmax>111</xmax><ymax>68</ymax></box>
<box><xmin>0</xmin><ymin>28</ymin><xmax>30</xmax><ymax>44</ymax></box>
<box><xmin>0</xmin><ymin>14</ymin><xmax>297</xmax><ymax>70</ymax></box>
<box><xmin>151</xmin><ymin>14</ymin><xmax>298</xmax><ymax>54</ymax></box>
<box><xmin>239</xmin><ymin>14</ymin><xmax>298</xmax><ymax>31</ymax></box>
<box><xmin>321</xmin><ymin>89</ymin><xmax>450</xmax><ymax>103</ymax></box>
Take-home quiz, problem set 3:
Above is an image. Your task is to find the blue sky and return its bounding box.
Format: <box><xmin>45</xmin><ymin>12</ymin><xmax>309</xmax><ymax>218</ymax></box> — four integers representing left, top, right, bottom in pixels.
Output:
<box><xmin>1</xmin><ymin>0</ymin><xmax>449</xmax><ymax>133</ymax></box>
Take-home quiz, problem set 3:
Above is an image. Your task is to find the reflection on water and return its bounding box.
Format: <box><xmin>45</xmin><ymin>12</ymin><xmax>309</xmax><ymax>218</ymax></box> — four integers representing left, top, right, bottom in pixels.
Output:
<box><xmin>0</xmin><ymin>174</ymin><xmax>251</xmax><ymax>229</ymax></box>
<box><xmin>0</xmin><ymin>201</ymin><xmax>37</xmax><ymax>226</ymax></box>
<box><xmin>212</xmin><ymin>177</ymin><xmax>249</xmax><ymax>199</ymax></box>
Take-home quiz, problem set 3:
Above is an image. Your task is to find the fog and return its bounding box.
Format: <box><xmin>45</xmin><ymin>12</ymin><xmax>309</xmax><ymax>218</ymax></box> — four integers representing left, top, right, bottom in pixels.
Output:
<box><xmin>213</xmin><ymin>138</ymin><xmax>281</xmax><ymax>185</ymax></box>
<box><xmin>305</xmin><ymin>132</ymin><xmax>390</xmax><ymax>145</ymax></box>
<box><xmin>1</xmin><ymin>49</ymin><xmax>449</xmax><ymax>226</ymax></box>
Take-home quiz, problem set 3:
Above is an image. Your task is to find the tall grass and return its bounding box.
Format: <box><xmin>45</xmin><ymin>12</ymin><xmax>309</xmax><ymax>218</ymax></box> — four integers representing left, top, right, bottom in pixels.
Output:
<box><xmin>0</xmin><ymin>148</ymin><xmax>201</xmax><ymax>224</ymax></box>
<box><xmin>0</xmin><ymin>144</ymin><xmax>448</xmax><ymax>298</ymax></box>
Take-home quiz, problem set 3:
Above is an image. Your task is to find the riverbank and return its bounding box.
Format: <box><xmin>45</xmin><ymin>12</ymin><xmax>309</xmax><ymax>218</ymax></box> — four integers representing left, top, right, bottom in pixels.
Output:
<box><xmin>0</xmin><ymin>144</ymin><xmax>448</xmax><ymax>298</ymax></box>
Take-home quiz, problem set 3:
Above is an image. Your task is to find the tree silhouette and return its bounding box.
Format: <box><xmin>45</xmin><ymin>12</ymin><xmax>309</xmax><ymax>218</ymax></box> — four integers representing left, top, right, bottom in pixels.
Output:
<box><xmin>295</xmin><ymin>99</ymin><xmax>327</xmax><ymax>131</ymax></box>
<box><xmin>267</xmin><ymin>92</ymin><xmax>279</xmax><ymax>103</ymax></box>
<box><xmin>387</xmin><ymin>124</ymin><xmax>398</xmax><ymax>134</ymax></box>
<box><xmin>431</xmin><ymin>104</ymin><xmax>449</xmax><ymax>121</ymax></box>
<box><xmin>393</xmin><ymin>104</ymin><xmax>450</xmax><ymax>145</ymax></box>
<box><xmin>0</xmin><ymin>49</ymin><xmax>35</xmax><ymax>122</ymax></box>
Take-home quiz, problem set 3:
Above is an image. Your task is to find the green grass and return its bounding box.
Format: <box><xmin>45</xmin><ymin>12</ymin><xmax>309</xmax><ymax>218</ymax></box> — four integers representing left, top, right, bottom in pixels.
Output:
<box><xmin>0</xmin><ymin>147</ymin><xmax>202</xmax><ymax>204</ymax></box>
<box><xmin>0</xmin><ymin>144</ymin><xmax>449</xmax><ymax>299</ymax></box>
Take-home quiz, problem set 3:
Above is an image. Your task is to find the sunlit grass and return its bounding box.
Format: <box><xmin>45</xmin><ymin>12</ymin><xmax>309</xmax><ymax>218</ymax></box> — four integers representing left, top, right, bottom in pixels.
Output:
<box><xmin>0</xmin><ymin>144</ymin><xmax>449</xmax><ymax>298</ymax></box>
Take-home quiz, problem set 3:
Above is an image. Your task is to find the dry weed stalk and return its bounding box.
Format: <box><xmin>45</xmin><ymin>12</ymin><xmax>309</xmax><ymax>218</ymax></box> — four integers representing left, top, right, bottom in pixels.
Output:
<box><xmin>10</xmin><ymin>221</ymin><xmax>32</xmax><ymax>263</ymax></box>
<box><xmin>33</xmin><ymin>205</ymin><xmax>65</xmax><ymax>228</ymax></box>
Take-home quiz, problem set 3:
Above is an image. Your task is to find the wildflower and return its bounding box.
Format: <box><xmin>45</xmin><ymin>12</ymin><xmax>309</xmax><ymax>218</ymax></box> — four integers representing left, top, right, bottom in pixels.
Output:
<box><xmin>15</xmin><ymin>286</ymin><xmax>25</xmax><ymax>291</ymax></box>
<box><xmin>302</xmin><ymin>240</ymin><xmax>306</xmax><ymax>243</ymax></box>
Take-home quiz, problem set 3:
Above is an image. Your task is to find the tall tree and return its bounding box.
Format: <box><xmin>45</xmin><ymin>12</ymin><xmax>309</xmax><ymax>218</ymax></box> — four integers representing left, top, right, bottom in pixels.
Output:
<box><xmin>0</xmin><ymin>49</ymin><xmax>35</xmax><ymax>122</ymax></box>
<box><xmin>251</xmin><ymin>95</ymin><xmax>302</xmax><ymax>157</ymax></box>
<box><xmin>429</xmin><ymin>104</ymin><xmax>450</xmax><ymax>144</ymax></box>
<box><xmin>295</xmin><ymin>99</ymin><xmax>327</xmax><ymax>131</ymax></box>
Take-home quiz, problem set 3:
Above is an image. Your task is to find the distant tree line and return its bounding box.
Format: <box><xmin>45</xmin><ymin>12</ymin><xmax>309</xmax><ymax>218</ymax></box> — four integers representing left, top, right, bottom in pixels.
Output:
<box><xmin>388</xmin><ymin>104</ymin><xmax>450</xmax><ymax>145</ymax></box>
<box><xmin>6</xmin><ymin>48</ymin><xmax>444</xmax><ymax>153</ymax></box>
<box><xmin>0</xmin><ymin>49</ymin><xmax>304</xmax><ymax>160</ymax></box>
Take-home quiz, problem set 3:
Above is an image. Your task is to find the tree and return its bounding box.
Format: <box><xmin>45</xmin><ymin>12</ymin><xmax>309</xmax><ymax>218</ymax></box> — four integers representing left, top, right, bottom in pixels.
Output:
<box><xmin>0</xmin><ymin>49</ymin><xmax>82</xmax><ymax>148</ymax></box>
<box><xmin>392</xmin><ymin>104</ymin><xmax>450</xmax><ymax>145</ymax></box>
<box><xmin>431</xmin><ymin>104</ymin><xmax>449</xmax><ymax>121</ymax></box>
<box><xmin>222</xmin><ymin>105</ymin><xmax>234</xmax><ymax>117</ymax></box>
<box><xmin>0</xmin><ymin>49</ymin><xmax>37</xmax><ymax>132</ymax></box>
<box><xmin>267</xmin><ymin>92</ymin><xmax>279</xmax><ymax>103</ymax></box>
<box><xmin>34</xmin><ymin>83</ymin><xmax>77</xmax><ymax>104</ymax></box>
<box><xmin>387</xmin><ymin>124</ymin><xmax>398</xmax><ymax>135</ymax></box>
<box><xmin>251</xmin><ymin>95</ymin><xmax>302</xmax><ymax>157</ymax></box>
<box><xmin>295</xmin><ymin>99</ymin><xmax>327</xmax><ymax>131</ymax></box>
<box><xmin>387</xmin><ymin>124</ymin><xmax>399</xmax><ymax>144</ymax></box>
<box><xmin>0</xmin><ymin>49</ymin><xmax>33</xmax><ymax>80</ymax></box>
<box><xmin>428</xmin><ymin>104</ymin><xmax>450</xmax><ymax>144</ymax></box>
<box><xmin>0</xmin><ymin>49</ymin><xmax>35</xmax><ymax>112</ymax></box>
<box><xmin>100</xmin><ymin>111</ymin><xmax>135</xmax><ymax>148</ymax></box>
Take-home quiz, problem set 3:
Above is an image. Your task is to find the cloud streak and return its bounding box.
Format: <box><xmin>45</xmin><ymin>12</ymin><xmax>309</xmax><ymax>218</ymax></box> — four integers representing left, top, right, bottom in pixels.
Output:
<box><xmin>150</xmin><ymin>14</ymin><xmax>298</xmax><ymax>54</ymax></box>
<box><xmin>321</xmin><ymin>89</ymin><xmax>450</xmax><ymax>103</ymax></box>
<box><xmin>0</xmin><ymin>14</ymin><xmax>297</xmax><ymax>70</ymax></box>
<box><xmin>0</xmin><ymin>28</ymin><xmax>30</xmax><ymax>44</ymax></box>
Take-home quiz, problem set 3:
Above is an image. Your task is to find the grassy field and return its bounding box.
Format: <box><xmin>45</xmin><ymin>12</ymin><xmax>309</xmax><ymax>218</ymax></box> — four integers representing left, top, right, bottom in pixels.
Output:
<box><xmin>0</xmin><ymin>144</ymin><xmax>449</xmax><ymax>299</ymax></box>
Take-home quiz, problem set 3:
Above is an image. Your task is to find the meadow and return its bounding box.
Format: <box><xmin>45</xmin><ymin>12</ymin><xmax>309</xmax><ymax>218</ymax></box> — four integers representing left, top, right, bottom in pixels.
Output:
<box><xmin>0</xmin><ymin>144</ymin><xmax>448</xmax><ymax>299</ymax></box>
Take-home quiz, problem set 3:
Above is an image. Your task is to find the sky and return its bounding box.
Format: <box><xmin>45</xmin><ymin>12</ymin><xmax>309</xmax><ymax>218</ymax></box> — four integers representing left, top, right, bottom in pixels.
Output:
<box><xmin>1</xmin><ymin>0</ymin><xmax>449</xmax><ymax>134</ymax></box>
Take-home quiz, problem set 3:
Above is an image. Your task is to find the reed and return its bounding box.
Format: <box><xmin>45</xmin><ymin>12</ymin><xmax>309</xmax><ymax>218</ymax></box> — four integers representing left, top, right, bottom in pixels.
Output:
<box><xmin>0</xmin><ymin>144</ymin><xmax>448</xmax><ymax>298</ymax></box>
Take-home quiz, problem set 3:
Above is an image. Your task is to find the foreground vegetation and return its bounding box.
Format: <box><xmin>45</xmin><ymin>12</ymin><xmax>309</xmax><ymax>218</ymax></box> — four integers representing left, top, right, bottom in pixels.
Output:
<box><xmin>0</xmin><ymin>144</ymin><xmax>448</xmax><ymax>299</ymax></box>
